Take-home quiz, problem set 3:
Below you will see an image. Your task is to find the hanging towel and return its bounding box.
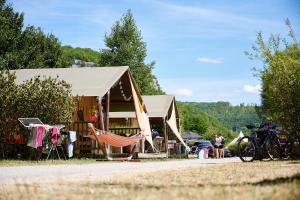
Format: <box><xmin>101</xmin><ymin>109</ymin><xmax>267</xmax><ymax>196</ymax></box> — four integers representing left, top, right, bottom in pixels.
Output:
<box><xmin>36</xmin><ymin>126</ymin><xmax>45</xmax><ymax>147</ymax></box>
<box><xmin>27</xmin><ymin>126</ymin><xmax>38</xmax><ymax>148</ymax></box>
<box><xmin>69</xmin><ymin>131</ymin><xmax>76</xmax><ymax>143</ymax></box>
<box><xmin>27</xmin><ymin>124</ymin><xmax>46</xmax><ymax>148</ymax></box>
<box><xmin>67</xmin><ymin>131</ymin><xmax>77</xmax><ymax>158</ymax></box>
<box><xmin>68</xmin><ymin>143</ymin><xmax>74</xmax><ymax>158</ymax></box>
<box><xmin>50</xmin><ymin>127</ymin><xmax>60</xmax><ymax>145</ymax></box>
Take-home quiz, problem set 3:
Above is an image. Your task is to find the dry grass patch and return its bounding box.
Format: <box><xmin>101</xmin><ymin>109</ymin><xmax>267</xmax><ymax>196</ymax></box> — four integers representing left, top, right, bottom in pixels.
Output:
<box><xmin>1</xmin><ymin>161</ymin><xmax>300</xmax><ymax>200</ymax></box>
<box><xmin>0</xmin><ymin>158</ymin><xmax>100</xmax><ymax>167</ymax></box>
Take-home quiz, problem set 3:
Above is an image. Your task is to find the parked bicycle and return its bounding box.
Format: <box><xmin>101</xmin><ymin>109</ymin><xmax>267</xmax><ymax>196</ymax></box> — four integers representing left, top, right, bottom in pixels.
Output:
<box><xmin>238</xmin><ymin>122</ymin><xmax>281</xmax><ymax>162</ymax></box>
<box><xmin>275</xmin><ymin>129</ymin><xmax>299</xmax><ymax>159</ymax></box>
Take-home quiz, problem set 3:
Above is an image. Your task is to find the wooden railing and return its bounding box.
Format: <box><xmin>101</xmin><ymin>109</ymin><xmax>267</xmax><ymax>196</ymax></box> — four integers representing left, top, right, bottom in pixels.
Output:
<box><xmin>110</xmin><ymin>127</ymin><xmax>140</xmax><ymax>135</ymax></box>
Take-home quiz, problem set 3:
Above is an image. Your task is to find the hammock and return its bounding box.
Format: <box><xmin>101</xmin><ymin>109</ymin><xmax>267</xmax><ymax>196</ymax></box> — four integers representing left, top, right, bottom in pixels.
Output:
<box><xmin>88</xmin><ymin>123</ymin><xmax>144</xmax><ymax>161</ymax></box>
<box><xmin>89</xmin><ymin>133</ymin><xmax>144</xmax><ymax>147</ymax></box>
<box><xmin>88</xmin><ymin>123</ymin><xmax>144</xmax><ymax>147</ymax></box>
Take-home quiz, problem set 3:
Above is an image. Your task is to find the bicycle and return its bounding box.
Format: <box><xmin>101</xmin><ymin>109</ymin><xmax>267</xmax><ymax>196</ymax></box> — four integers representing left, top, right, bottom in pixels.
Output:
<box><xmin>275</xmin><ymin>130</ymin><xmax>299</xmax><ymax>159</ymax></box>
<box><xmin>238</xmin><ymin>124</ymin><xmax>281</xmax><ymax>162</ymax></box>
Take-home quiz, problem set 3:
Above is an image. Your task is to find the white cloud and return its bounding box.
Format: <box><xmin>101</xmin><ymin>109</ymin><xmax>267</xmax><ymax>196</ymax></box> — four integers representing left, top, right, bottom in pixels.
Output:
<box><xmin>154</xmin><ymin>1</ymin><xmax>281</xmax><ymax>31</ymax></box>
<box><xmin>196</xmin><ymin>57</ymin><xmax>223</xmax><ymax>64</ymax></box>
<box><xmin>172</xmin><ymin>88</ymin><xmax>193</xmax><ymax>96</ymax></box>
<box><xmin>243</xmin><ymin>84</ymin><xmax>261</xmax><ymax>94</ymax></box>
<box><xmin>159</xmin><ymin>78</ymin><xmax>261</xmax><ymax>105</ymax></box>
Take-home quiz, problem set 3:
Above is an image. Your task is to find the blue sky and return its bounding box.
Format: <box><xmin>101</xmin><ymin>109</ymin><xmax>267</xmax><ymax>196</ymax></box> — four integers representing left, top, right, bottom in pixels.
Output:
<box><xmin>10</xmin><ymin>0</ymin><xmax>300</xmax><ymax>105</ymax></box>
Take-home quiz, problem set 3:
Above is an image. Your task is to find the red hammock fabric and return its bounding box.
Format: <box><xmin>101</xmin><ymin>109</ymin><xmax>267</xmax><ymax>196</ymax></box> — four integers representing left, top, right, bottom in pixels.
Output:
<box><xmin>90</xmin><ymin>133</ymin><xmax>144</xmax><ymax>147</ymax></box>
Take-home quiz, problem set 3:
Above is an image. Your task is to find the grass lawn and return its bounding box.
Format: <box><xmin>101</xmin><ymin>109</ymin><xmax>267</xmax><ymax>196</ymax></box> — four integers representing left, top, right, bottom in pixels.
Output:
<box><xmin>1</xmin><ymin>160</ymin><xmax>300</xmax><ymax>200</ymax></box>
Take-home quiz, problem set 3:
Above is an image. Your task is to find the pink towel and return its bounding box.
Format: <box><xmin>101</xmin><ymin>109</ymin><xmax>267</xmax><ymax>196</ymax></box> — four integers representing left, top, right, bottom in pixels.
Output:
<box><xmin>36</xmin><ymin>126</ymin><xmax>45</xmax><ymax>147</ymax></box>
<box><xmin>51</xmin><ymin>127</ymin><xmax>60</xmax><ymax>145</ymax></box>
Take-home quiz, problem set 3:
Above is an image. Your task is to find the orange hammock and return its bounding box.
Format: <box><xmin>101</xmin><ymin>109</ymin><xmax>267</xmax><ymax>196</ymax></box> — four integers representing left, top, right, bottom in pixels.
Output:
<box><xmin>88</xmin><ymin>123</ymin><xmax>144</xmax><ymax>147</ymax></box>
<box><xmin>89</xmin><ymin>134</ymin><xmax>144</xmax><ymax>147</ymax></box>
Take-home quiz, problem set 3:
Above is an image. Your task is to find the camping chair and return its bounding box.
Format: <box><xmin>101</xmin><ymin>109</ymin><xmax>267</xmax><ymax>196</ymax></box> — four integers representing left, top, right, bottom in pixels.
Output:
<box><xmin>145</xmin><ymin>136</ymin><xmax>163</xmax><ymax>153</ymax></box>
<box><xmin>88</xmin><ymin>123</ymin><xmax>144</xmax><ymax>161</ymax></box>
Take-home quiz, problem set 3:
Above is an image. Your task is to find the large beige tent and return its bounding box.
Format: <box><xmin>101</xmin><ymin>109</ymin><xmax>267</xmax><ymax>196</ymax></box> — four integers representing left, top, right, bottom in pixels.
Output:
<box><xmin>11</xmin><ymin>66</ymin><xmax>153</xmax><ymax>155</ymax></box>
<box><xmin>142</xmin><ymin>95</ymin><xmax>187</xmax><ymax>152</ymax></box>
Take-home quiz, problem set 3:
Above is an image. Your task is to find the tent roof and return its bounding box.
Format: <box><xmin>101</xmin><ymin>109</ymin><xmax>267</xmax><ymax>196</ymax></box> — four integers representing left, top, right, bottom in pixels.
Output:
<box><xmin>142</xmin><ymin>95</ymin><xmax>175</xmax><ymax>118</ymax></box>
<box><xmin>109</xmin><ymin>95</ymin><xmax>175</xmax><ymax>118</ymax></box>
<box><xmin>11</xmin><ymin>66</ymin><xmax>129</xmax><ymax>97</ymax></box>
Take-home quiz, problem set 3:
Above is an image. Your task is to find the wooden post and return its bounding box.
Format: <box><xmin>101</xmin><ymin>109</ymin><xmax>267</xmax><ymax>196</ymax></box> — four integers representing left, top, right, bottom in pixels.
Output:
<box><xmin>97</xmin><ymin>96</ymin><xmax>105</xmax><ymax>130</ymax></box>
<box><xmin>97</xmin><ymin>96</ymin><xmax>107</xmax><ymax>156</ymax></box>
<box><xmin>104</xmin><ymin>91</ymin><xmax>110</xmax><ymax>131</ymax></box>
<box><xmin>164</xmin><ymin>118</ymin><xmax>168</xmax><ymax>158</ymax></box>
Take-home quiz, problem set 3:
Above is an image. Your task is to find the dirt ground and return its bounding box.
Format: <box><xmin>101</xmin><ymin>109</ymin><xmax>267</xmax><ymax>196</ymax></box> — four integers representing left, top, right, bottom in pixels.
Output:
<box><xmin>0</xmin><ymin>159</ymin><xmax>299</xmax><ymax>200</ymax></box>
<box><xmin>0</xmin><ymin>157</ymin><xmax>240</xmax><ymax>185</ymax></box>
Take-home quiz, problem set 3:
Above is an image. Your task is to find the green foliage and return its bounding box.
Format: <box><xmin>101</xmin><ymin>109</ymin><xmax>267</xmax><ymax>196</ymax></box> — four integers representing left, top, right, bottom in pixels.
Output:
<box><xmin>180</xmin><ymin>101</ymin><xmax>261</xmax><ymax>132</ymax></box>
<box><xmin>183</xmin><ymin>114</ymin><xmax>208</xmax><ymax>134</ymax></box>
<box><xmin>99</xmin><ymin>10</ymin><xmax>164</xmax><ymax>95</ymax></box>
<box><xmin>246</xmin><ymin>19</ymin><xmax>300</xmax><ymax>139</ymax></box>
<box><xmin>0</xmin><ymin>70</ymin><xmax>19</xmax><ymax>135</ymax></box>
<box><xmin>17</xmin><ymin>77</ymin><xmax>75</xmax><ymax>124</ymax></box>
<box><xmin>177</xmin><ymin>102</ymin><xmax>234</xmax><ymax>141</ymax></box>
<box><xmin>0</xmin><ymin>0</ymin><xmax>64</xmax><ymax>69</ymax></box>
<box><xmin>61</xmin><ymin>45</ymin><xmax>100</xmax><ymax>66</ymax></box>
<box><xmin>0</xmin><ymin>70</ymin><xmax>75</xmax><ymax>141</ymax></box>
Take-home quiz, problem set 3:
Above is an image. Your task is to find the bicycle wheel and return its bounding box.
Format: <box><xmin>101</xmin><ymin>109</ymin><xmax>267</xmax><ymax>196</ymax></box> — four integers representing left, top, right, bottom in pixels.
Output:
<box><xmin>265</xmin><ymin>138</ymin><xmax>281</xmax><ymax>160</ymax></box>
<box><xmin>238</xmin><ymin>136</ymin><xmax>256</xmax><ymax>162</ymax></box>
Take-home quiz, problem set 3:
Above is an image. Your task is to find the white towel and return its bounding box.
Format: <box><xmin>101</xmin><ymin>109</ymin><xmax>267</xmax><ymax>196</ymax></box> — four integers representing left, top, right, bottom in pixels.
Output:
<box><xmin>68</xmin><ymin>143</ymin><xmax>74</xmax><ymax>158</ymax></box>
<box><xmin>67</xmin><ymin>131</ymin><xmax>77</xmax><ymax>158</ymax></box>
<box><xmin>69</xmin><ymin>131</ymin><xmax>76</xmax><ymax>143</ymax></box>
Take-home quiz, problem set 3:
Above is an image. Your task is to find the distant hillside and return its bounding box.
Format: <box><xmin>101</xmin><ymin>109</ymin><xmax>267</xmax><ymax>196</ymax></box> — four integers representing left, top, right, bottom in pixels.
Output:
<box><xmin>177</xmin><ymin>102</ymin><xmax>234</xmax><ymax>141</ymax></box>
<box><xmin>61</xmin><ymin>45</ymin><xmax>100</xmax><ymax>66</ymax></box>
<box><xmin>180</xmin><ymin>101</ymin><xmax>261</xmax><ymax>132</ymax></box>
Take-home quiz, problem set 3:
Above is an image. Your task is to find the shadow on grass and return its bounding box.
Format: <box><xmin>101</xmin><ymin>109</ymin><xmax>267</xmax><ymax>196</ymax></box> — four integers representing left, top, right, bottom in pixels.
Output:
<box><xmin>287</xmin><ymin>160</ymin><xmax>300</xmax><ymax>165</ymax></box>
<box><xmin>88</xmin><ymin>173</ymin><xmax>300</xmax><ymax>190</ymax></box>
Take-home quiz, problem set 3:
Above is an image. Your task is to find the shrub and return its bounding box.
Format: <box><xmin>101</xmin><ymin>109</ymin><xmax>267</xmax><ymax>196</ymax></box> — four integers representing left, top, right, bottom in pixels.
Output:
<box><xmin>0</xmin><ymin>71</ymin><xmax>75</xmax><ymax>144</ymax></box>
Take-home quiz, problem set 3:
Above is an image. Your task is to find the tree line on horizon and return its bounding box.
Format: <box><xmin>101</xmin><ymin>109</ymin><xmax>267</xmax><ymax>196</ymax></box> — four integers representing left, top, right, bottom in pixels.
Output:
<box><xmin>185</xmin><ymin>101</ymin><xmax>261</xmax><ymax>131</ymax></box>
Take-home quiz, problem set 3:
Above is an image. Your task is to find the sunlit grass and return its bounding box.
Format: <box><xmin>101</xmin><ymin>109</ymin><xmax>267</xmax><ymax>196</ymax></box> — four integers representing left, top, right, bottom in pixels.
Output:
<box><xmin>1</xmin><ymin>161</ymin><xmax>299</xmax><ymax>200</ymax></box>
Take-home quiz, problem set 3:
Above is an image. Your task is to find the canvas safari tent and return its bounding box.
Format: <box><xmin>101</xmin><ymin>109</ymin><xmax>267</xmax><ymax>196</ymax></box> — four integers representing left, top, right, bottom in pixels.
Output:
<box><xmin>110</xmin><ymin>95</ymin><xmax>188</xmax><ymax>157</ymax></box>
<box><xmin>226</xmin><ymin>131</ymin><xmax>245</xmax><ymax>147</ymax></box>
<box><xmin>11</xmin><ymin>66</ymin><xmax>153</xmax><ymax>157</ymax></box>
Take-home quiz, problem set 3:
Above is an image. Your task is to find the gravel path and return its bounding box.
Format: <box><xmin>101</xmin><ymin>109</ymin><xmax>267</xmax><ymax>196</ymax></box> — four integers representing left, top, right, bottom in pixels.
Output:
<box><xmin>0</xmin><ymin>157</ymin><xmax>240</xmax><ymax>185</ymax></box>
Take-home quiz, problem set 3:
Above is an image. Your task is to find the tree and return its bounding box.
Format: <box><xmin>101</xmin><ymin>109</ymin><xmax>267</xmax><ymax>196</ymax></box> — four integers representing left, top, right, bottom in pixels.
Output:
<box><xmin>0</xmin><ymin>0</ymin><xmax>64</xmax><ymax>69</ymax></box>
<box><xmin>0</xmin><ymin>70</ymin><xmax>19</xmax><ymax>137</ymax></box>
<box><xmin>183</xmin><ymin>114</ymin><xmax>208</xmax><ymax>134</ymax></box>
<box><xmin>17</xmin><ymin>76</ymin><xmax>76</xmax><ymax>125</ymax></box>
<box><xmin>246</xmin><ymin>19</ymin><xmax>300</xmax><ymax>139</ymax></box>
<box><xmin>99</xmin><ymin>10</ymin><xmax>164</xmax><ymax>95</ymax></box>
<box><xmin>0</xmin><ymin>0</ymin><xmax>23</xmax><ymax>69</ymax></box>
<box><xmin>177</xmin><ymin>102</ymin><xmax>234</xmax><ymax>141</ymax></box>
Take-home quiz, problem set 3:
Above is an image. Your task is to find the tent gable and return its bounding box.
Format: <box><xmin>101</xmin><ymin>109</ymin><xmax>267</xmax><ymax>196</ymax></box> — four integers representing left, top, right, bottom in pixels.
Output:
<box><xmin>142</xmin><ymin>95</ymin><xmax>175</xmax><ymax>118</ymax></box>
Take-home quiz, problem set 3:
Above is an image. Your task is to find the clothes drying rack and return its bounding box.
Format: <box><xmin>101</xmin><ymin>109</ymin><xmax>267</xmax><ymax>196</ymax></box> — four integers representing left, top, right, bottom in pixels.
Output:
<box><xmin>18</xmin><ymin>118</ymin><xmax>66</xmax><ymax>160</ymax></box>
